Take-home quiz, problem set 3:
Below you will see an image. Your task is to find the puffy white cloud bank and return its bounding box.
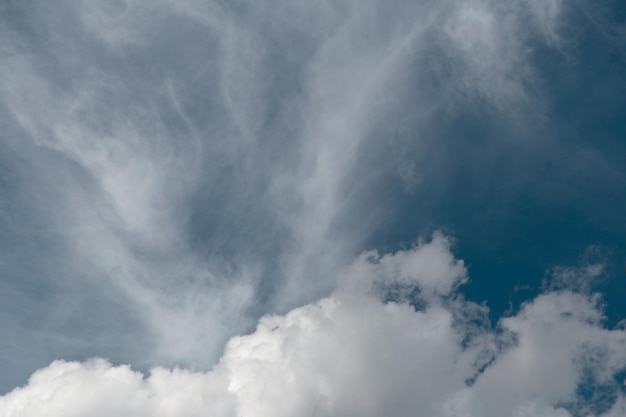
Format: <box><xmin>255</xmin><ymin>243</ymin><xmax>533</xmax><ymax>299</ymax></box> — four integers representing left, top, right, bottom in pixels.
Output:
<box><xmin>2</xmin><ymin>235</ymin><xmax>624</xmax><ymax>417</ymax></box>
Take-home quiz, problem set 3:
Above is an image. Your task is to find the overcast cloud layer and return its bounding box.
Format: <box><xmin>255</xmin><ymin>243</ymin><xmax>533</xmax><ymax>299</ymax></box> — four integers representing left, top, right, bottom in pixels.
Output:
<box><xmin>1</xmin><ymin>0</ymin><xmax>625</xmax><ymax>415</ymax></box>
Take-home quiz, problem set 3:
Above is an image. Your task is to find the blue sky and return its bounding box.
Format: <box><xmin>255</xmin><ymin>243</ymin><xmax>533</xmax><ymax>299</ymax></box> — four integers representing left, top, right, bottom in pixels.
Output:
<box><xmin>1</xmin><ymin>1</ymin><xmax>626</xmax><ymax>416</ymax></box>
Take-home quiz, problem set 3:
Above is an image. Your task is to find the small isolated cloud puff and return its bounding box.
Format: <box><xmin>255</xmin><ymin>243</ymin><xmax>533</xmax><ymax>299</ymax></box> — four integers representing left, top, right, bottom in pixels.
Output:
<box><xmin>339</xmin><ymin>232</ymin><xmax>467</xmax><ymax>297</ymax></box>
<box><xmin>1</xmin><ymin>235</ymin><xmax>625</xmax><ymax>417</ymax></box>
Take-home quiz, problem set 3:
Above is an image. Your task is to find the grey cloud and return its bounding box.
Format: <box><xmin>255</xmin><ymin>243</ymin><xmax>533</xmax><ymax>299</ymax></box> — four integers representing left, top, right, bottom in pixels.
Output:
<box><xmin>0</xmin><ymin>0</ymin><xmax>574</xmax><ymax>387</ymax></box>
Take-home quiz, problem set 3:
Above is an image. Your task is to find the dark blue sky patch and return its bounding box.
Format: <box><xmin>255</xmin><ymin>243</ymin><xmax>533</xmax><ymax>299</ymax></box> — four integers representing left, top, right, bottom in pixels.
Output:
<box><xmin>367</xmin><ymin>0</ymin><xmax>626</xmax><ymax>326</ymax></box>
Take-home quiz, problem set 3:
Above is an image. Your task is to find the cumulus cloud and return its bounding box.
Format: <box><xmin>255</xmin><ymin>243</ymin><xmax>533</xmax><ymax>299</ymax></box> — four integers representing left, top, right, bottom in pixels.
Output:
<box><xmin>1</xmin><ymin>236</ymin><xmax>624</xmax><ymax>417</ymax></box>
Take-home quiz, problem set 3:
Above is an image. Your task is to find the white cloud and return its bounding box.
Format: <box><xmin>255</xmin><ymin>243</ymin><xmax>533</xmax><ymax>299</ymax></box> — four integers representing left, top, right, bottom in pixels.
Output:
<box><xmin>1</xmin><ymin>236</ymin><xmax>624</xmax><ymax>417</ymax></box>
<box><xmin>0</xmin><ymin>359</ymin><xmax>235</xmax><ymax>417</ymax></box>
<box><xmin>339</xmin><ymin>232</ymin><xmax>467</xmax><ymax>297</ymax></box>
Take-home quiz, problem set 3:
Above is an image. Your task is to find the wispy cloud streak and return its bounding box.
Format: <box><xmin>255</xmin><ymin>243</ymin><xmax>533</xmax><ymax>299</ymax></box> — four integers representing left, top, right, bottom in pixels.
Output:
<box><xmin>0</xmin><ymin>0</ymin><xmax>598</xmax><ymax>388</ymax></box>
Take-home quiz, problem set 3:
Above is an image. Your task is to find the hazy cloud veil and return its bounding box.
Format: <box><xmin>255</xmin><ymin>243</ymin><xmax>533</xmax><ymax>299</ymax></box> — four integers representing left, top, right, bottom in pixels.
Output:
<box><xmin>0</xmin><ymin>0</ymin><xmax>625</xmax><ymax>416</ymax></box>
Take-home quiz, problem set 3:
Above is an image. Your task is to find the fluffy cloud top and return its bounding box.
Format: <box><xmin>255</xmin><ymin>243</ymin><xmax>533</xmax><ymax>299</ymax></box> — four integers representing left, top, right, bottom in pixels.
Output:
<box><xmin>2</xmin><ymin>236</ymin><xmax>624</xmax><ymax>417</ymax></box>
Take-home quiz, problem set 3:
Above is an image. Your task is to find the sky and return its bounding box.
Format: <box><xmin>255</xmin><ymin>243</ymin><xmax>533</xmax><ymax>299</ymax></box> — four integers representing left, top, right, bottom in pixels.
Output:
<box><xmin>0</xmin><ymin>0</ymin><xmax>625</xmax><ymax>416</ymax></box>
